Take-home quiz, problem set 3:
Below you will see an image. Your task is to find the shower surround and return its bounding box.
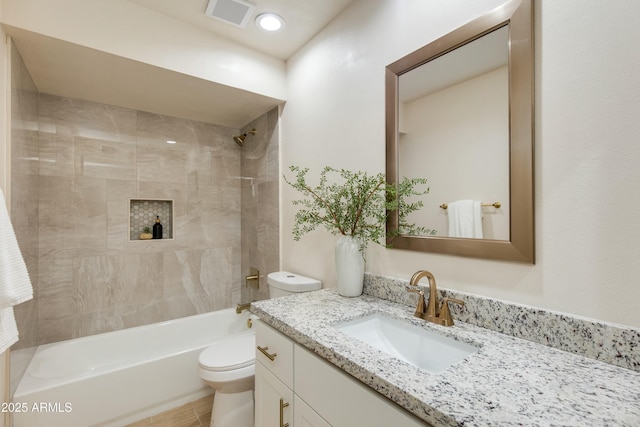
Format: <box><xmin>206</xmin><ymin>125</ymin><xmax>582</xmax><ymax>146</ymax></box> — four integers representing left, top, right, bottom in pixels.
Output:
<box><xmin>10</xmin><ymin>46</ymin><xmax>280</xmax><ymax>349</ymax></box>
<box><xmin>21</xmin><ymin>93</ymin><xmax>245</xmax><ymax>345</ymax></box>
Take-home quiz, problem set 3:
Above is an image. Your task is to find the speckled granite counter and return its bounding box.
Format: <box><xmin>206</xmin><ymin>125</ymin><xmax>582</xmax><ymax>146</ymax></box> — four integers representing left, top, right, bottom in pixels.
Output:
<box><xmin>251</xmin><ymin>288</ymin><xmax>640</xmax><ymax>426</ymax></box>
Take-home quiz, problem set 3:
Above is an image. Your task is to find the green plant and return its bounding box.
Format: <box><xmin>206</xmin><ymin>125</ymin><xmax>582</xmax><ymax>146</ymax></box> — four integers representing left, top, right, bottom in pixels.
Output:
<box><xmin>284</xmin><ymin>165</ymin><xmax>434</xmax><ymax>254</ymax></box>
<box><xmin>142</xmin><ymin>226</ymin><xmax>151</xmax><ymax>233</ymax></box>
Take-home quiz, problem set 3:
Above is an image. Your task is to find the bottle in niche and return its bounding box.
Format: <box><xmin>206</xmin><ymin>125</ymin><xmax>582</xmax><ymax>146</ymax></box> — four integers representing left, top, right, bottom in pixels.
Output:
<box><xmin>153</xmin><ymin>216</ymin><xmax>163</xmax><ymax>239</ymax></box>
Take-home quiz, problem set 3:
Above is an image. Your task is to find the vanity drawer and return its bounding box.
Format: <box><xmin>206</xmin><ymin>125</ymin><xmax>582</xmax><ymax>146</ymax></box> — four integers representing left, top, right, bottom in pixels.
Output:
<box><xmin>255</xmin><ymin>320</ymin><xmax>294</xmax><ymax>388</ymax></box>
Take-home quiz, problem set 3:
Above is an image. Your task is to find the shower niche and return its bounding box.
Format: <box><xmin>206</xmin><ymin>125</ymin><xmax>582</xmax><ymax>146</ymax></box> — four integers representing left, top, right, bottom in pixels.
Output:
<box><xmin>129</xmin><ymin>199</ymin><xmax>174</xmax><ymax>241</ymax></box>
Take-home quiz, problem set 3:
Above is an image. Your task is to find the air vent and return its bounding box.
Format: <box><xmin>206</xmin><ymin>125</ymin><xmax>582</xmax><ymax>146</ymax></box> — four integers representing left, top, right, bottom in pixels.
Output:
<box><xmin>205</xmin><ymin>0</ymin><xmax>256</xmax><ymax>28</ymax></box>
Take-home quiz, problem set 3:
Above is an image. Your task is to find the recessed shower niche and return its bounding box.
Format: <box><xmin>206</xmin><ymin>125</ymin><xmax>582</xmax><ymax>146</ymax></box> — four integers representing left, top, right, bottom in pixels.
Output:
<box><xmin>129</xmin><ymin>199</ymin><xmax>174</xmax><ymax>240</ymax></box>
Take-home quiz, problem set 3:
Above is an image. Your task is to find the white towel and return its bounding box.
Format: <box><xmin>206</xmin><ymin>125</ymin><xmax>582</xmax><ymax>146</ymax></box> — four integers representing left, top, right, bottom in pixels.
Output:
<box><xmin>0</xmin><ymin>307</ymin><xmax>19</xmax><ymax>353</ymax></box>
<box><xmin>447</xmin><ymin>200</ymin><xmax>483</xmax><ymax>238</ymax></box>
<box><xmin>0</xmin><ymin>188</ymin><xmax>33</xmax><ymax>352</ymax></box>
<box><xmin>0</xmin><ymin>189</ymin><xmax>33</xmax><ymax>308</ymax></box>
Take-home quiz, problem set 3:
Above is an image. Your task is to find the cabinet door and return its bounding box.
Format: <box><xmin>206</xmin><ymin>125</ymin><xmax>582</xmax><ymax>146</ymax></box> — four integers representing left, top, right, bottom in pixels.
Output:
<box><xmin>255</xmin><ymin>360</ymin><xmax>293</xmax><ymax>427</ymax></box>
<box><xmin>255</xmin><ymin>319</ymin><xmax>295</xmax><ymax>388</ymax></box>
<box><xmin>294</xmin><ymin>346</ymin><xmax>427</xmax><ymax>427</ymax></box>
<box><xmin>294</xmin><ymin>395</ymin><xmax>332</xmax><ymax>427</ymax></box>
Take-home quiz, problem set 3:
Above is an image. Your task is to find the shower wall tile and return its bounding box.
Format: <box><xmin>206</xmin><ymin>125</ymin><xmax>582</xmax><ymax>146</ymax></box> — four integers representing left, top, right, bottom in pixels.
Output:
<box><xmin>36</xmin><ymin>253</ymin><xmax>74</xmax><ymax>343</ymax></box>
<box><xmin>10</xmin><ymin>43</ymin><xmax>39</xmax><ymax>350</ymax></box>
<box><xmin>38</xmin><ymin>94</ymin><xmax>137</xmax><ymax>143</ymax></box>
<box><xmin>38</xmin><ymin>132</ymin><xmax>75</xmax><ymax>176</ymax></box>
<box><xmin>12</xmin><ymin>86</ymin><xmax>276</xmax><ymax>346</ymax></box>
<box><xmin>27</xmin><ymin>96</ymin><xmax>245</xmax><ymax>343</ymax></box>
<box><xmin>241</xmin><ymin>108</ymin><xmax>280</xmax><ymax>304</ymax></box>
<box><xmin>74</xmin><ymin>136</ymin><xmax>137</xmax><ymax>180</ymax></box>
<box><xmin>136</xmin><ymin>136</ymin><xmax>189</xmax><ymax>184</ymax></box>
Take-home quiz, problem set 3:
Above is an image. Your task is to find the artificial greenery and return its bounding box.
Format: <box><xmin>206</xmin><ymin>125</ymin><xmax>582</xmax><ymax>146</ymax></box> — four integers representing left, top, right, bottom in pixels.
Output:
<box><xmin>142</xmin><ymin>226</ymin><xmax>151</xmax><ymax>233</ymax></box>
<box><xmin>284</xmin><ymin>165</ymin><xmax>434</xmax><ymax>255</ymax></box>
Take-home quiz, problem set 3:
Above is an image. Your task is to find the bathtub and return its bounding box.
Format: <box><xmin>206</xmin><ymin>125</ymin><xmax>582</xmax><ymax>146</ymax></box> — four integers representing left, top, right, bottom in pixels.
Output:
<box><xmin>13</xmin><ymin>308</ymin><xmax>256</xmax><ymax>427</ymax></box>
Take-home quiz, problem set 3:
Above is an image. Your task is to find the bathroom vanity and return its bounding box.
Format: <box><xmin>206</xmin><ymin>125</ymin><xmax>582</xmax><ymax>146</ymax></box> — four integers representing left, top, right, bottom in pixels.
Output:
<box><xmin>251</xmin><ymin>282</ymin><xmax>640</xmax><ymax>426</ymax></box>
<box><xmin>254</xmin><ymin>319</ymin><xmax>423</xmax><ymax>427</ymax></box>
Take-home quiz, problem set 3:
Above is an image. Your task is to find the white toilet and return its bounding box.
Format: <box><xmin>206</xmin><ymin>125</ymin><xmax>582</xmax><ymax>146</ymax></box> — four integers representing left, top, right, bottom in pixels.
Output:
<box><xmin>198</xmin><ymin>271</ymin><xmax>321</xmax><ymax>427</ymax></box>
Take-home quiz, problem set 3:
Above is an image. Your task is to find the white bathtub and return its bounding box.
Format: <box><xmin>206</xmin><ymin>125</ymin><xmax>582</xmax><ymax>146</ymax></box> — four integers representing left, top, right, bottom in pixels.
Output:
<box><xmin>13</xmin><ymin>308</ymin><xmax>256</xmax><ymax>427</ymax></box>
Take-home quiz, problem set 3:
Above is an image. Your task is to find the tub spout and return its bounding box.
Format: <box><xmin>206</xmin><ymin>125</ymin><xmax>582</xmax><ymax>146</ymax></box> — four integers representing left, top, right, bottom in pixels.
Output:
<box><xmin>236</xmin><ymin>303</ymin><xmax>251</xmax><ymax>314</ymax></box>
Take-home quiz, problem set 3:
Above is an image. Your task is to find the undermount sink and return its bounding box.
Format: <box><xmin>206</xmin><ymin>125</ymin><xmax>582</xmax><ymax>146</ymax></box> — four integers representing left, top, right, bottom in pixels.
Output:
<box><xmin>335</xmin><ymin>313</ymin><xmax>479</xmax><ymax>374</ymax></box>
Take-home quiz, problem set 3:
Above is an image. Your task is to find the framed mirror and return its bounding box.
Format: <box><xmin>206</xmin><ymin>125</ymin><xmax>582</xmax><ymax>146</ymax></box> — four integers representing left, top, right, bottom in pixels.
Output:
<box><xmin>386</xmin><ymin>0</ymin><xmax>534</xmax><ymax>263</ymax></box>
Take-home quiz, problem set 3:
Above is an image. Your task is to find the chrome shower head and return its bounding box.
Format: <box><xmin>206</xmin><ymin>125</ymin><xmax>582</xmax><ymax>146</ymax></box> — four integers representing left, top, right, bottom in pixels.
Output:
<box><xmin>233</xmin><ymin>128</ymin><xmax>257</xmax><ymax>146</ymax></box>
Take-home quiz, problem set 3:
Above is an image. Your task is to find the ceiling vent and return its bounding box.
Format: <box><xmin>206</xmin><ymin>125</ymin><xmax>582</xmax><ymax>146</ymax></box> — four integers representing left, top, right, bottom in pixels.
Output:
<box><xmin>205</xmin><ymin>0</ymin><xmax>256</xmax><ymax>28</ymax></box>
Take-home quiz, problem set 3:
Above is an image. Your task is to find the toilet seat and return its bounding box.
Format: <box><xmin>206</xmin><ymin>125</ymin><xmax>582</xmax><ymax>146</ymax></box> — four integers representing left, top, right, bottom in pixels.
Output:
<box><xmin>199</xmin><ymin>333</ymin><xmax>255</xmax><ymax>372</ymax></box>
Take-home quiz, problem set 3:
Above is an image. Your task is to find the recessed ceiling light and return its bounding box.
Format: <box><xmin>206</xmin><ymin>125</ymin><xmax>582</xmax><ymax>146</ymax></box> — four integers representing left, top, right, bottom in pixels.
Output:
<box><xmin>166</xmin><ymin>140</ymin><xmax>177</xmax><ymax>144</ymax></box>
<box><xmin>255</xmin><ymin>13</ymin><xmax>285</xmax><ymax>32</ymax></box>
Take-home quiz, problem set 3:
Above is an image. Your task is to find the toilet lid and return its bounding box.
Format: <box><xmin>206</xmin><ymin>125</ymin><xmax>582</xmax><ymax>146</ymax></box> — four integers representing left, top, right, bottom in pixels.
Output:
<box><xmin>199</xmin><ymin>333</ymin><xmax>256</xmax><ymax>372</ymax></box>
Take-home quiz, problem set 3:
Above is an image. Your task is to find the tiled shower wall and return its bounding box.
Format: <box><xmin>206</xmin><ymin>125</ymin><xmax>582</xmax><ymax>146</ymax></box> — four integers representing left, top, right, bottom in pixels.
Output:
<box><xmin>10</xmin><ymin>42</ymin><xmax>39</xmax><ymax>349</ymax></box>
<box><xmin>240</xmin><ymin>109</ymin><xmax>280</xmax><ymax>303</ymax></box>
<box><xmin>32</xmin><ymin>95</ymin><xmax>245</xmax><ymax>344</ymax></box>
<box><xmin>10</xmin><ymin>42</ymin><xmax>280</xmax><ymax>349</ymax></box>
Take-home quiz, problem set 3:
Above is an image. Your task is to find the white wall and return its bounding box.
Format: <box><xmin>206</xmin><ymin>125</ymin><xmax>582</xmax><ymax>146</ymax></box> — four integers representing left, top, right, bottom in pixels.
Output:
<box><xmin>401</xmin><ymin>67</ymin><xmax>510</xmax><ymax>239</ymax></box>
<box><xmin>281</xmin><ymin>0</ymin><xmax>640</xmax><ymax>328</ymax></box>
<box><xmin>0</xmin><ymin>0</ymin><xmax>286</xmax><ymax>100</ymax></box>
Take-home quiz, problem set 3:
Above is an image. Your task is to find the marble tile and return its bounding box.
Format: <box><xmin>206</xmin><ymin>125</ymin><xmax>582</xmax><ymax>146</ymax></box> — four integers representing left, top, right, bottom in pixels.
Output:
<box><xmin>38</xmin><ymin>132</ymin><xmax>75</xmax><ymax>176</ymax></box>
<box><xmin>38</xmin><ymin>176</ymin><xmax>76</xmax><ymax>250</ymax></box>
<box><xmin>163</xmin><ymin>248</ymin><xmax>235</xmax><ymax>314</ymax></box>
<box><xmin>9</xmin><ymin>43</ymin><xmax>40</xmax><ymax>352</ymax></box>
<box><xmin>136</xmin><ymin>111</ymin><xmax>198</xmax><ymax>145</ymax></box>
<box><xmin>74</xmin><ymin>136</ymin><xmax>137</xmax><ymax>180</ymax></box>
<box><xmin>136</xmin><ymin>136</ymin><xmax>189</xmax><ymax>184</ymax></box>
<box><xmin>239</xmin><ymin>109</ymin><xmax>279</xmax><ymax>305</ymax></box>
<box><xmin>11</xmin><ymin>91</ymin><xmax>277</xmax><ymax>347</ymax></box>
<box><xmin>38</xmin><ymin>94</ymin><xmax>137</xmax><ymax>143</ymax></box>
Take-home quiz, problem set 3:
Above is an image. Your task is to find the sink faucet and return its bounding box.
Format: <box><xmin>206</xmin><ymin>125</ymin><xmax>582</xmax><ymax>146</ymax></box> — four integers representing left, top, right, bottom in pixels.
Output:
<box><xmin>236</xmin><ymin>302</ymin><xmax>252</xmax><ymax>314</ymax></box>
<box><xmin>407</xmin><ymin>270</ymin><xmax>464</xmax><ymax>326</ymax></box>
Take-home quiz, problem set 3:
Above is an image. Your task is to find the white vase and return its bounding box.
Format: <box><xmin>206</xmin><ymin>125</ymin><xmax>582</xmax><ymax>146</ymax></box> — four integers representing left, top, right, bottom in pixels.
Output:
<box><xmin>335</xmin><ymin>235</ymin><xmax>365</xmax><ymax>297</ymax></box>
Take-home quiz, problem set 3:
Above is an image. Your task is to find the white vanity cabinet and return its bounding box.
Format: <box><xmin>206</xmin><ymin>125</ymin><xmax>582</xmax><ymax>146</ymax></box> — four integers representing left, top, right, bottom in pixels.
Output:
<box><xmin>254</xmin><ymin>320</ymin><xmax>427</xmax><ymax>427</ymax></box>
<box><xmin>255</xmin><ymin>320</ymin><xmax>295</xmax><ymax>427</ymax></box>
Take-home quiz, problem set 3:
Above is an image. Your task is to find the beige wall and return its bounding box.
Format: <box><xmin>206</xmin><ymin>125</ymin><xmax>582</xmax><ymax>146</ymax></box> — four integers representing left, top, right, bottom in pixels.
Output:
<box><xmin>281</xmin><ymin>0</ymin><xmax>640</xmax><ymax>328</ymax></box>
<box><xmin>400</xmin><ymin>66</ymin><xmax>510</xmax><ymax>239</ymax></box>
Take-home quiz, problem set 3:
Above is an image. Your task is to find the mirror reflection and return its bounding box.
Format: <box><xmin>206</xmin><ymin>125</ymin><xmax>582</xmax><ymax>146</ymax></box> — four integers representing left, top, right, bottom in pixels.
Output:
<box><xmin>385</xmin><ymin>0</ymin><xmax>534</xmax><ymax>263</ymax></box>
<box><xmin>398</xmin><ymin>26</ymin><xmax>510</xmax><ymax>240</ymax></box>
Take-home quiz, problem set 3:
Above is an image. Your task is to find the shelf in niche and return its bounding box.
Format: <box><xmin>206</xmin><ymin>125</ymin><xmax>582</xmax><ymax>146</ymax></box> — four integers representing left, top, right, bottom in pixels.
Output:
<box><xmin>130</xmin><ymin>199</ymin><xmax>173</xmax><ymax>241</ymax></box>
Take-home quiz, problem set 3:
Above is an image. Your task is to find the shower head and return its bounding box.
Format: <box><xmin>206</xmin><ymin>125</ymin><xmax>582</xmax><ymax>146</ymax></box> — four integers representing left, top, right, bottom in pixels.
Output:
<box><xmin>233</xmin><ymin>128</ymin><xmax>257</xmax><ymax>146</ymax></box>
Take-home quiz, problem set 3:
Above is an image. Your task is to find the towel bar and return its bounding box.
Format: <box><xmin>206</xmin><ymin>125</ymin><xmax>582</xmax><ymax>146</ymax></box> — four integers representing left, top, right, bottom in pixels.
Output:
<box><xmin>440</xmin><ymin>202</ymin><xmax>501</xmax><ymax>210</ymax></box>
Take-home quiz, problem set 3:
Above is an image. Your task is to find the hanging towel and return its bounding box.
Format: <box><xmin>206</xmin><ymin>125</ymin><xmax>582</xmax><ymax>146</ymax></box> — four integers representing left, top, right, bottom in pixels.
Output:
<box><xmin>447</xmin><ymin>200</ymin><xmax>483</xmax><ymax>239</ymax></box>
<box><xmin>0</xmin><ymin>188</ymin><xmax>33</xmax><ymax>352</ymax></box>
<box><xmin>0</xmin><ymin>308</ymin><xmax>19</xmax><ymax>353</ymax></box>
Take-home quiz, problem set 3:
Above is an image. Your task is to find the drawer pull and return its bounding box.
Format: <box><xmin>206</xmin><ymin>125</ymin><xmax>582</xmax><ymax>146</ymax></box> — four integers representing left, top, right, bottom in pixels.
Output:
<box><xmin>257</xmin><ymin>345</ymin><xmax>277</xmax><ymax>361</ymax></box>
<box><xmin>279</xmin><ymin>398</ymin><xmax>289</xmax><ymax>427</ymax></box>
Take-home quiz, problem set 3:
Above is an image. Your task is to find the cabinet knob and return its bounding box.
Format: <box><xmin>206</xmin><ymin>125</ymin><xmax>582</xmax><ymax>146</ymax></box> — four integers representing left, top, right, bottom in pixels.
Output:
<box><xmin>257</xmin><ymin>345</ymin><xmax>278</xmax><ymax>361</ymax></box>
<box><xmin>279</xmin><ymin>398</ymin><xmax>289</xmax><ymax>427</ymax></box>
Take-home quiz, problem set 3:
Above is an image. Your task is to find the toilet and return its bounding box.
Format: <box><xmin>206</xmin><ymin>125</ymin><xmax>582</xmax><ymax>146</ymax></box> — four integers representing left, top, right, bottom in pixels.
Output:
<box><xmin>198</xmin><ymin>271</ymin><xmax>321</xmax><ymax>427</ymax></box>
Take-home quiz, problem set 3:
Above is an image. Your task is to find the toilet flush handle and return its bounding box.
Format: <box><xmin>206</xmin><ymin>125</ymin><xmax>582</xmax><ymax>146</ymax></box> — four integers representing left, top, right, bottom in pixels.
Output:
<box><xmin>257</xmin><ymin>345</ymin><xmax>277</xmax><ymax>361</ymax></box>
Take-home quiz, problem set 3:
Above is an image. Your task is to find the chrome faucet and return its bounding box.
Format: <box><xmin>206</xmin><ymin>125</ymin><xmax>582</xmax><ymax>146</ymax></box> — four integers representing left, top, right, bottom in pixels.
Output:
<box><xmin>235</xmin><ymin>302</ymin><xmax>252</xmax><ymax>314</ymax></box>
<box><xmin>406</xmin><ymin>270</ymin><xmax>464</xmax><ymax>326</ymax></box>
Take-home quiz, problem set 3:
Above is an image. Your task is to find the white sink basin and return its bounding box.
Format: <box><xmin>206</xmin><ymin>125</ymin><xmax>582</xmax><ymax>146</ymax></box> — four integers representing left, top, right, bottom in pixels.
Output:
<box><xmin>335</xmin><ymin>313</ymin><xmax>478</xmax><ymax>374</ymax></box>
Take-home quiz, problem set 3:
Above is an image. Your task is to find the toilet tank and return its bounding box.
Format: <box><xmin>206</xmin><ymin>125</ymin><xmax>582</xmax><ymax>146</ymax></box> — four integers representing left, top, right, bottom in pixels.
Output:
<box><xmin>267</xmin><ymin>271</ymin><xmax>322</xmax><ymax>298</ymax></box>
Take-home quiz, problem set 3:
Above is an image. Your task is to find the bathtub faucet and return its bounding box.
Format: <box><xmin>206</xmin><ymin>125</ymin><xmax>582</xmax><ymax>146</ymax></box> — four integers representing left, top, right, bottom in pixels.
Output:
<box><xmin>235</xmin><ymin>303</ymin><xmax>251</xmax><ymax>314</ymax></box>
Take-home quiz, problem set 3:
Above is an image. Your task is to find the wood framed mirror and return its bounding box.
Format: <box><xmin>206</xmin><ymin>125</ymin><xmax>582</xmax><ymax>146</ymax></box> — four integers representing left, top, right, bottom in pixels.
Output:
<box><xmin>385</xmin><ymin>0</ymin><xmax>534</xmax><ymax>263</ymax></box>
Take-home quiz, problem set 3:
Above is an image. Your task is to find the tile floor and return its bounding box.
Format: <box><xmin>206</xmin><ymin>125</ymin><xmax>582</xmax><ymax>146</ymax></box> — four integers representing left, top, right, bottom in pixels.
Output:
<box><xmin>125</xmin><ymin>394</ymin><xmax>213</xmax><ymax>427</ymax></box>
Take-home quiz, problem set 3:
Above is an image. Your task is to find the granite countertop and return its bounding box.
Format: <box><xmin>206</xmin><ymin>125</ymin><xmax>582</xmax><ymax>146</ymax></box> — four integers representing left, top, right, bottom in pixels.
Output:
<box><xmin>251</xmin><ymin>289</ymin><xmax>640</xmax><ymax>427</ymax></box>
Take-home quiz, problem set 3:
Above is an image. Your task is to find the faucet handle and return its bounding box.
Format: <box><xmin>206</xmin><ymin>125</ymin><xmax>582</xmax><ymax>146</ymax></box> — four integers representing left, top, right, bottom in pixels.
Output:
<box><xmin>406</xmin><ymin>287</ymin><xmax>426</xmax><ymax>318</ymax></box>
<box><xmin>438</xmin><ymin>298</ymin><xmax>464</xmax><ymax>326</ymax></box>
